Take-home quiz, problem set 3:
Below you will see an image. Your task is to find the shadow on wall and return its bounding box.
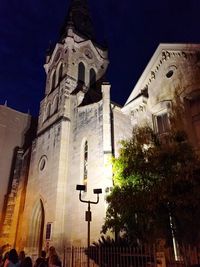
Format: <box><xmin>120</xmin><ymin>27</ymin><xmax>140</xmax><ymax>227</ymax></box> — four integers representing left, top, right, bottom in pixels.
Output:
<box><xmin>71</xmin><ymin>76</ymin><xmax>107</xmax><ymax>107</ymax></box>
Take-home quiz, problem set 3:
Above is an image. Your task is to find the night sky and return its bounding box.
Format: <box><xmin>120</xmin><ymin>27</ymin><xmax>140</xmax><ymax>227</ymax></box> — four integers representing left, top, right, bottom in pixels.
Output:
<box><xmin>1</xmin><ymin>0</ymin><xmax>200</xmax><ymax>116</ymax></box>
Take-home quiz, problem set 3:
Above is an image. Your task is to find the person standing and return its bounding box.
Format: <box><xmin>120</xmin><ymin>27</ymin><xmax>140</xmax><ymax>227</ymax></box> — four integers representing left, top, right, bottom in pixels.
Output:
<box><xmin>18</xmin><ymin>251</ymin><xmax>25</xmax><ymax>267</ymax></box>
<box><xmin>0</xmin><ymin>255</ymin><xmax>3</xmax><ymax>267</ymax></box>
<box><xmin>4</xmin><ymin>249</ymin><xmax>19</xmax><ymax>267</ymax></box>
<box><xmin>2</xmin><ymin>252</ymin><xmax>9</xmax><ymax>267</ymax></box>
<box><xmin>34</xmin><ymin>251</ymin><xmax>47</xmax><ymax>267</ymax></box>
<box><xmin>47</xmin><ymin>247</ymin><xmax>61</xmax><ymax>267</ymax></box>
<box><xmin>21</xmin><ymin>257</ymin><xmax>32</xmax><ymax>267</ymax></box>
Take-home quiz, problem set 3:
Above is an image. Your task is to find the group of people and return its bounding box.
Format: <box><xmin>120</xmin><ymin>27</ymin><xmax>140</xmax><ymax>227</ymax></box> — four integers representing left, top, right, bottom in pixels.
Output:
<box><xmin>0</xmin><ymin>246</ymin><xmax>61</xmax><ymax>267</ymax></box>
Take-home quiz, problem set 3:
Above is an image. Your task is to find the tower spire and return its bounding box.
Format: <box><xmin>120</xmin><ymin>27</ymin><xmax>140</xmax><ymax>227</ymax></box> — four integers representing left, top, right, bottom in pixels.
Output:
<box><xmin>60</xmin><ymin>0</ymin><xmax>95</xmax><ymax>41</ymax></box>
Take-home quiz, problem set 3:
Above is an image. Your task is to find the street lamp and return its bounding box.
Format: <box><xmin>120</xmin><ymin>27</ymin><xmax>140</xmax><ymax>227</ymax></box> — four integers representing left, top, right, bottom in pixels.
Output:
<box><xmin>76</xmin><ymin>184</ymin><xmax>102</xmax><ymax>267</ymax></box>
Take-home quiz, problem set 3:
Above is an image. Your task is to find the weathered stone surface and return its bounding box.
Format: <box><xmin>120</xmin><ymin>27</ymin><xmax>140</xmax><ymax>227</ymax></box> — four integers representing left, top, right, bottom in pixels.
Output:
<box><xmin>0</xmin><ymin>106</ymin><xmax>31</xmax><ymax>226</ymax></box>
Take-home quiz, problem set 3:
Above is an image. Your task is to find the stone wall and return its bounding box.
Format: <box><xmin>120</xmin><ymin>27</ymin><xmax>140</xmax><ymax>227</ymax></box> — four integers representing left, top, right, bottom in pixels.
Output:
<box><xmin>0</xmin><ymin>106</ymin><xmax>31</xmax><ymax>225</ymax></box>
<box><xmin>64</xmin><ymin>99</ymin><xmax>110</xmax><ymax>246</ymax></box>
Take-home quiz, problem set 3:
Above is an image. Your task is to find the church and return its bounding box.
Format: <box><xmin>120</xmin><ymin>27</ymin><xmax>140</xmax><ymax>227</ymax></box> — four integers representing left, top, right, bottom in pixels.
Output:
<box><xmin>1</xmin><ymin>0</ymin><xmax>200</xmax><ymax>258</ymax></box>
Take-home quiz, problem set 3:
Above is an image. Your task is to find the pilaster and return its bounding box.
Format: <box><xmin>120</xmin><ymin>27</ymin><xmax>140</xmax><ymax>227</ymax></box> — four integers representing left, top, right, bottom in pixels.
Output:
<box><xmin>101</xmin><ymin>82</ymin><xmax>113</xmax><ymax>184</ymax></box>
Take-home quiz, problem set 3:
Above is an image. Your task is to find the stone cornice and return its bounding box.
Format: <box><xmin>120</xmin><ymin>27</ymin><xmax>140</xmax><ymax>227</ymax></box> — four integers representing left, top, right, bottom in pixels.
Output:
<box><xmin>125</xmin><ymin>43</ymin><xmax>200</xmax><ymax>107</ymax></box>
<box><xmin>143</xmin><ymin>49</ymin><xmax>198</xmax><ymax>92</ymax></box>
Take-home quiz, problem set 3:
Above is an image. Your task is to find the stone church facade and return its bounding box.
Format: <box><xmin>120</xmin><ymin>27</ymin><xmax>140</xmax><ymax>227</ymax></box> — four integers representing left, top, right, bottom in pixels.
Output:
<box><xmin>1</xmin><ymin>0</ymin><xmax>200</xmax><ymax>257</ymax></box>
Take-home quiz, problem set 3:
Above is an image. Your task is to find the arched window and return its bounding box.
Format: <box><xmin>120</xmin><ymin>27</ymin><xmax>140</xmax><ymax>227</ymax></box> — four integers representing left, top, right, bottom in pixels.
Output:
<box><xmin>51</xmin><ymin>71</ymin><xmax>56</xmax><ymax>91</ymax></box>
<box><xmin>46</xmin><ymin>103</ymin><xmax>51</xmax><ymax>118</ymax></box>
<box><xmin>58</xmin><ymin>64</ymin><xmax>63</xmax><ymax>83</ymax></box>
<box><xmin>83</xmin><ymin>141</ymin><xmax>88</xmax><ymax>187</ymax></box>
<box><xmin>90</xmin><ymin>68</ymin><xmax>96</xmax><ymax>88</ymax></box>
<box><xmin>78</xmin><ymin>62</ymin><xmax>85</xmax><ymax>84</ymax></box>
<box><xmin>53</xmin><ymin>96</ymin><xmax>59</xmax><ymax>113</ymax></box>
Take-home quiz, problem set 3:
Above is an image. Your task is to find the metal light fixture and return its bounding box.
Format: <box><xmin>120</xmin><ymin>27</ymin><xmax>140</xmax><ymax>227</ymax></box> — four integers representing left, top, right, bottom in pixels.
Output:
<box><xmin>76</xmin><ymin>184</ymin><xmax>86</xmax><ymax>191</ymax></box>
<box><xmin>76</xmin><ymin>184</ymin><xmax>102</xmax><ymax>267</ymax></box>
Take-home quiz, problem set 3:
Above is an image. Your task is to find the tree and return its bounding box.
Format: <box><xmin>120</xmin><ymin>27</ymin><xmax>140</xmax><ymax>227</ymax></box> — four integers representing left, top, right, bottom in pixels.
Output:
<box><xmin>102</xmin><ymin>100</ymin><xmax>200</xmax><ymax>246</ymax></box>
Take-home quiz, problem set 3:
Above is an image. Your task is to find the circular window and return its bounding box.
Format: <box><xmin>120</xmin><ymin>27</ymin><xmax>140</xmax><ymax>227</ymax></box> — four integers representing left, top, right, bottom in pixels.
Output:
<box><xmin>39</xmin><ymin>156</ymin><xmax>47</xmax><ymax>171</ymax></box>
<box><xmin>165</xmin><ymin>65</ymin><xmax>177</xmax><ymax>79</ymax></box>
<box><xmin>166</xmin><ymin>70</ymin><xmax>174</xmax><ymax>78</ymax></box>
<box><xmin>84</xmin><ymin>49</ymin><xmax>93</xmax><ymax>59</ymax></box>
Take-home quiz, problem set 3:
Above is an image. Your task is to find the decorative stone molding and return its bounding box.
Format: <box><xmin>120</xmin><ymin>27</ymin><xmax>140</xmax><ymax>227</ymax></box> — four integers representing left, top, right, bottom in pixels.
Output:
<box><xmin>131</xmin><ymin>104</ymin><xmax>146</xmax><ymax>118</ymax></box>
<box><xmin>142</xmin><ymin>49</ymin><xmax>199</xmax><ymax>92</ymax></box>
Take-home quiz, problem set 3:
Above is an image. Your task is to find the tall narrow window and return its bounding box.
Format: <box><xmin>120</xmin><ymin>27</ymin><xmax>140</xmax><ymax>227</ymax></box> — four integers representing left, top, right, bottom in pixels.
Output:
<box><xmin>156</xmin><ymin>113</ymin><xmax>169</xmax><ymax>134</ymax></box>
<box><xmin>83</xmin><ymin>141</ymin><xmax>88</xmax><ymax>187</ymax></box>
<box><xmin>53</xmin><ymin>96</ymin><xmax>59</xmax><ymax>113</ymax></box>
<box><xmin>58</xmin><ymin>64</ymin><xmax>63</xmax><ymax>83</ymax></box>
<box><xmin>46</xmin><ymin>222</ymin><xmax>53</xmax><ymax>240</ymax></box>
<box><xmin>90</xmin><ymin>68</ymin><xmax>96</xmax><ymax>89</ymax></box>
<box><xmin>78</xmin><ymin>62</ymin><xmax>85</xmax><ymax>84</ymax></box>
<box><xmin>51</xmin><ymin>71</ymin><xmax>56</xmax><ymax>91</ymax></box>
<box><xmin>46</xmin><ymin>103</ymin><xmax>51</xmax><ymax>118</ymax></box>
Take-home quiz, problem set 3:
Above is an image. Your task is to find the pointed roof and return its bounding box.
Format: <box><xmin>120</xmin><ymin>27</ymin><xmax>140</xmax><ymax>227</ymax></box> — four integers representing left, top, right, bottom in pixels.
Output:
<box><xmin>60</xmin><ymin>0</ymin><xmax>95</xmax><ymax>41</ymax></box>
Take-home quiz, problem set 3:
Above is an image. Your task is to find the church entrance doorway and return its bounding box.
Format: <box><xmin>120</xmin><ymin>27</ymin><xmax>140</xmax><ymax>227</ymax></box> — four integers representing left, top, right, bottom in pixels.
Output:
<box><xmin>29</xmin><ymin>199</ymin><xmax>45</xmax><ymax>257</ymax></box>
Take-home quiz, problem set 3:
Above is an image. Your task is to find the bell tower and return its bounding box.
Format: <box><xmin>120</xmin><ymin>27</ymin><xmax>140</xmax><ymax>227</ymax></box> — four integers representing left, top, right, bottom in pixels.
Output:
<box><xmin>21</xmin><ymin>0</ymin><xmax>111</xmax><ymax>253</ymax></box>
<box><xmin>37</xmin><ymin>0</ymin><xmax>108</xmax><ymax>135</ymax></box>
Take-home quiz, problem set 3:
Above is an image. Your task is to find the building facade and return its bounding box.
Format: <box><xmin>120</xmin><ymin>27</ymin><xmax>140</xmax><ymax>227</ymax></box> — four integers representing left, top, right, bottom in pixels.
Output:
<box><xmin>9</xmin><ymin>0</ymin><xmax>131</xmax><ymax>256</ymax></box>
<box><xmin>123</xmin><ymin>44</ymin><xmax>200</xmax><ymax>149</ymax></box>
<box><xmin>1</xmin><ymin>0</ymin><xmax>200</xmax><ymax>258</ymax></box>
<box><xmin>0</xmin><ymin>105</ymin><xmax>32</xmax><ymax>245</ymax></box>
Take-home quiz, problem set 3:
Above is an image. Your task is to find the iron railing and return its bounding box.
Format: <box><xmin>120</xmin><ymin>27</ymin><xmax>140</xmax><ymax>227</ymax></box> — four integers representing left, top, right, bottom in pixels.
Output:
<box><xmin>63</xmin><ymin>245</ymin><xmax>157</xmax><ymax>267</ymax></box>
<box><xmin>62</xmin><ymin>245</ymin><xmax>200</xmax><ymax>267</ymax></box>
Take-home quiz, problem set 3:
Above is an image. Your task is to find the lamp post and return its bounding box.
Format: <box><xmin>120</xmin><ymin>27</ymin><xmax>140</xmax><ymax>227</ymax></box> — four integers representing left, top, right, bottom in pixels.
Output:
<box><xmin>76</xmin><ymin>184</ymin><xmax>102</xmax><ymax>267</ymax></box>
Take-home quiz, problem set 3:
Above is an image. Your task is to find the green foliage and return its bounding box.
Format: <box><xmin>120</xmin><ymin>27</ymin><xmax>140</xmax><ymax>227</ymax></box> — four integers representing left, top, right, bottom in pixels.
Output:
<box><xmin>103</xmin><ymin>101</ymin><xmax>200</xmax><ymax>246</ymax></box>
<box><xmin>112</xmin><ymin>126</ymin><xmax>161</xmax><ymax>188</ymax></box>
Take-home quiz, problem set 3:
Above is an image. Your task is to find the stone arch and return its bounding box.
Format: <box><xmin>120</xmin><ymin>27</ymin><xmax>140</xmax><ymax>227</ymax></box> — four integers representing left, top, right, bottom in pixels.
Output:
<box><xmin>28</xmin><ymin>199</ymin><xmax>45</xmax><ymax>256</ymax></box>
<box><xmin>90</xmin><ymin>68</ymin><xmax>96</xmax><ymax>88</ymax></box>
<box><xmin>78</xmin><ymin>62</ymin><xmax>85</xmax><ymax>84</ymax></box>
<box><xmin>46</xmin><ymin>102</ymin><xmax>51</xmax><ymax>119</ymax></box>
<box><xmin>51</xmin><ymin>70</ymin><xmax>56</xmax><ymax>92</ymax></box>
<box><xmin>57</xmin><ymin>63</ymin><xmax>63</xmax><ymax>83</ymax></box>
<box><xmin>53</xmin><ymin>95</ymin><xmax>59</xmax><ymax>113</ymax></box>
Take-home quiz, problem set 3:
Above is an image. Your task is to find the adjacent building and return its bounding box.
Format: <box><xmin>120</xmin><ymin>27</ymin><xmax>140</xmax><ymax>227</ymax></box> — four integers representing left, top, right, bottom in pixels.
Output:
<box><xmin>0</xmin><ymin>105</ymin><xmax>33</xmax><ymax>243</ymax></box>
<box><xmin>123</xmin><ymin>44</ymin><xmax>200</xmax><ymax>148</ymax></box>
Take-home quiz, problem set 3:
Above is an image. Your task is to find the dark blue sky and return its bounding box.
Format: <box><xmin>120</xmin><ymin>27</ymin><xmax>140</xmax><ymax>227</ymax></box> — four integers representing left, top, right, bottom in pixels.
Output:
<box><xmin>1</xmin><ymin>0</ymin><xmax>200</xmax><ymax>116</ymax></box>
